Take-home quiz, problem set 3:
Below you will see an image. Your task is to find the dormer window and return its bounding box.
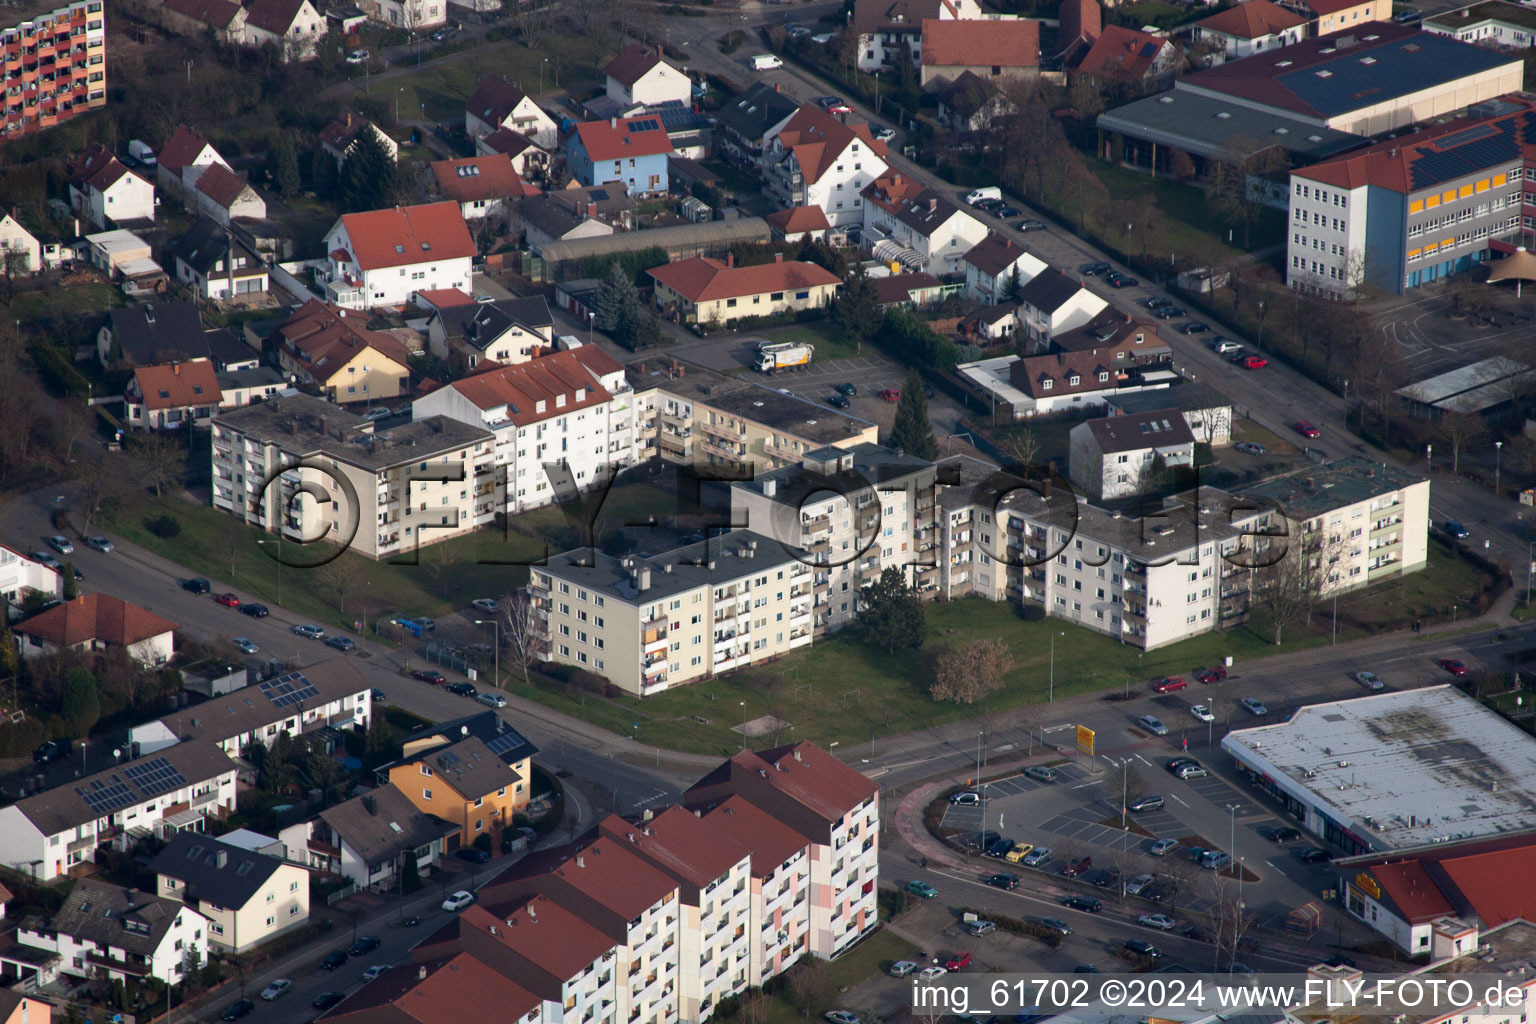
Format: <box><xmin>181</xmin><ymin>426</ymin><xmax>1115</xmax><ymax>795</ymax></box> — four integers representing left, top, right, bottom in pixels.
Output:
<box><xmin>1041</xmin><ymin>379</ymin><xmax>1053</xmax><ymax>390</ymax></box>
<box><xmin>1098</xmin><ymin>372</ymin><xmax>1108</xmax><ymax>382</ymax></box>
<box><xmin>1068</xmin><ymin>374</ymin><xmax>1080</xmax><ymax>386</ymax></box>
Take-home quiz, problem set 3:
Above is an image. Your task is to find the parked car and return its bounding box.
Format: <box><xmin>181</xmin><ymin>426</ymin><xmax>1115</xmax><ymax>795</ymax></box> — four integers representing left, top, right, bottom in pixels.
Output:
<box><xmin>1080</xmin><ymin>262</ymin><xmax>1111</xmax><ymax>276</ymax></box>
<box><xmin>292</xmin><ymin>623</ymin><xmax>324</xmax><ymax>639</ymax></box>
<box><xmin>221</xmin><ymin>1000</ymin><xmax>255</xmax><ymax>1021</ymax></box>
<box><xmin>1023</xmin><ymin>765</ymin><xmax>1057</xmax><ymax>783</ymax></box>
<box><xmin>877</xmin><ymin>388</ymin><xmax>900</xmax><ymax>402</ymax></box>
<box><xmin>1212</xmin><ymin>338</ymin><xmax>1243</xmax><ymax>354</ymax></box>
<box><xmin>456</xmin><ymin>847</ymin><xmax>491</xmax><ymax>864</ymax></box>
<box><xmin>1233</xmin><ymin>442</ymin><xmax>1266</xmax><ymax>456</ymax></box>
<box><xmin>347</xmin><ymin>935</ymin><xmax>381</xmax><ymax>955</ymax></box>
<box><xmin>1442</xmin><ymin>520</ymin><xmax>1470</xmax><ymax>539</ymax></box>
<box><xmin>1151</xmin><ymin>676</ymin><xmax>1187</xmax><ymax>693</ymax></box>
<box><xmin>313</xmin><ymin>992</ymin><xmax>346</xmax><ymax>1010</ymax></box>
<box><xmin>442</xmin><ymin>890</ymin><xmax>475</xmax><ymax>911</ymax></box>
<box><xmin>1235</xmin><ymin>354</ymin><xmax>1269</xmax><ymax>370</ymax></box>
<box><xmin>1294</xmin><ymin>420</ymin><xmax>1321</xmax><ymax>438</ymax></box>
<box><xmin>240</xmin><ymin>603</ymin><xmax>269</xmax><ymax>618</ymax></box>
<box><xmin>30</xmin><ymin>551</ymin><xmax>60</xmax><ymax>569</ymax></box>
<box><xmin>1154</xmin><ymin>306</ymin><xmax>1185</xmax><ymax>319</ymax></box>
<box><xmin>413</xmin><ymin>669</ymin><xmax>447</xmax><ymax>685</ymax></box>
<box><xmin>1175</xmin><ymin>763</ymin><xmax>1208</xmax><ymax>779</ymax></box>
<box><xmin>447</xmin><ymin>682</ymin><xmax>478</xmax><ymax>697</ymax></box>
<box><xmin>345</xmin><ymin>48</ymin><xmax>370</xmax><ymax>63</ymax></box>
<box><xmin>1017</xmin><ymin>219</ymin><xmax>1046</xmax><ymax>231</ymax></box>
<box><xmin>1021</xmin><ymin>847</ymin><xmax>1052</xmax><ymax>867</ymax></box>
<box><xmin>1137</xmin><ymin>714</ymin><xmax>1169</xmax><ymax>736</ymax></box>
<box><xmin>323</xmin><ymin>635</ymin><xmax>354</xmax><ymax>651</ymax></box>
<box><xmin>1128</xmin><ymin>795</ymin><xmax>1163</xmax><ymax>812</ymax></box>
<box><xmin>889</xmin><ymin>961</ymin><xmax>918</xmax><ymax>978</ymax></box>
<box><xmin>1201</xmin><ymin>850</ymin><xmax>1232</xmax><ymax>869</ymax></box>
<box><xmin>182</xmin><ymin>577</ymin><xmax>211</xmax><ymax>594</ymax></box>
<box><xmin>1003</xmin><ymin>842</ymin><xmax>1034</xmax><ymax>863</ymax></box>
<box><xmin>906</xmin><ymin>880</ymin><xmax>939</xmax><ymax>899</ymax></box>
<box><xmin>231</xmin><ymin>637</ymin><xmax>259</xmax><ymax>655</ymax></box>
<box><xmin>835</xmin><ymin>382</ymin><xmax>858</xmax><ymax>396</ymax></box>
<box><xmin>320</xmin><ymin>950</ymin><xmax>348</xmax><ymax>970</ymax></box>
<box><xmin>470</xmin><ymin>598</ymin><xmax>500</xmax><ymax>613</ymax></box>
<box><xmin>944</xmin><ymin>951</ymin><xmax>973</xmax><ymax>970</ymax></box>
<box><xmin>1124</xmin><ymin>939</ymin><xmax>1161</xmax><ymax>959</ymax></box>
<box><xmin>430</xmin><ymin>25</ymin><xmax>456</xmax><ymax>40</ymax></box>
<box><xmin>1440</xmin><ymin>658</ymin><xmax>1469</xmax><ymax>676</ymax></box>
<box><xmin>1089</xmin><ymin>868</ymin><xmax>1119</xmax><ymax>888</ymax></box>
<box><xmin>1355</xmin><ymin>670</ymin><xmax>1384</xmax><ymax>690</ymax></box>
<box><xmin>477</xmin><ymin>692</ymin><xmax>508</xmax><ymax>709</ymax></box>
<box><xmin>1298</xmin><ymin>847</ymin><xmax>1331</xmax><ymax>863</ymax></box>
<box><xmin>984</xmin><ymin>837</ymin><xmax>1014</xmax><ymax>858</ymax></box>
<box><xmin>1105</xmin><ymin>273</ymin><xmax>1138</xmax><ymax>288</ymax></box>
<box><xmin>1125</xmin><ymin>873</ymin><xmax>1155</xmax><ymax>895</ymax></box>
<box><xmin>986</xmin><ymin>872</ymin><xmax>1019</xmax><ymax>889</ymax></box>
<box><xmin>995</xmin><ymin>206</ymin><xmax>1021</xmax><ymax>219</ymax></box>
<box><xmin>1238</xmin><ymin>697</ymin><xmax>1268</xmax><ymax>716</ymax></box>
<box><xmin>362</xmin><ymin>965</ymin><xmax>390</xmax><ymax>982</ymax></box>
<box><xmin>949</xmin><ymin>790</ymin><xmax>980</xmax><ymax>805</ymax></box>
<box><xmin>1142</xmin><ymin>297</ymin><xmax>1172</xmax><ymax>310</ymax></box>
<box><xmin>871</xmin><ymin>124</ymin><xmax>896</xmax><ymax>142</ymax></box>
<box><xmin>1179</xmin><ymin>322</ymin><xmax>1209</xmax><ymax>335</ymax></box>
<box><xmin>1062</xmin><ymin>856</ymin><xmax>1092</xmax><ymax>878</ymax></box>
<box><xmin>917</xmin><ymin>966</ymin><xmax>948</xmax><ymax>982</ymax></box>
<box><xmin>825</xmin><ymin>1013</ymin><xmax>860</xmax><ymax>1024</ymax></box>
<box><xmin>1190</xmin><ymin>704</ymin><xmax>1215</xmax><ymax>723</ymax></box>
<box><xmin>1149</xmin><ymin>838</ymin><xmax>1180</xmax><ymax>856</ymax></box>
<box><xmin>1138</xmin><ymin>913</ymin><xmax>1177</xmax><ymax>931</ymax></box>
<box><xmin>1041</xmin><ymin>917</ymin><xmax>1073</xmax><ymax>935</ymax></box>
<box><xmin>33</xmin><ymin>739</ymin><xmax>68</xmax><ymax>764</ymax></box>
<box><xmin>1061</xmin><ymin>894</ymin><xmax>1101</xmax><ymax>912</ymax></box>
<box><xmin>1268</xmin><ymin>826</ymin><xmax>1302</xmax><ymax>843</ymax></box>
<box><xmin>361</xmin><ymin>406</ymin><xmax>394</xmax><ymax>422</ymax></box>
<box><xmin>83</xmin><ymin>535</ymin><xmax>114</xmax><ymax>552</ymax></box>
<box><xmin>828</xmin><ymin>395</ymin><xmax>850</xmax><ymax>409</ymax></box>
<box><xmin>260</xmin><ymin>979</ymin><xmax>292</xmax><ymax>1001</ymax></box>
<box><xmin>45</xmin><ymin>535</ymin><xmax>73</xmax><ymax>555</ymax></box>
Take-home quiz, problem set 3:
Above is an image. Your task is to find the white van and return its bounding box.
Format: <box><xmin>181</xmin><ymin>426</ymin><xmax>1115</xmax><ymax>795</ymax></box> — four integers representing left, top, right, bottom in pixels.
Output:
<box><xmin>749</xmin><ymin>54</ymin><xmax>783</xmax><ymax>70</ymax></box>
<box><xmin>965</xmin><ymin>186</ymin><xmax>1001</xmax><ymax>205</ymax></box>
<box><xmin>127</xmin><ymin>140</ymin><xmax>156</xmax><ymax>167</ymax></box>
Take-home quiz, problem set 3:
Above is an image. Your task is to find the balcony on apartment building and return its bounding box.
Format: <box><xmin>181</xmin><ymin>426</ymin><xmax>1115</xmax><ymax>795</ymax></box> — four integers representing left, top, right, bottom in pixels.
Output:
<box><xmin>762</xmin><ymin>440</ymin><xmax>801</xmax><ymax>463</ymax></box>
<box><xmin>801</xmin><ymin>512</ymin><xmax>832</xmax><ymax>536</ymax></box>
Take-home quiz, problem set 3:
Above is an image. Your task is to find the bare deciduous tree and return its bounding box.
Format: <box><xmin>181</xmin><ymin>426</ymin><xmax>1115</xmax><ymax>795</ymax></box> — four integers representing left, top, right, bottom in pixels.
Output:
<box><xmin>1443</xmin><ymin>411</ymin><xmax>1488</xmax><ymax>475</ymax></box>
<box><xmin>789</xmin><ymin>955</ymin><xmax>827</xmax><ymax>1019</ymax></box>
<box><xmin>929</xmin><ymin>638</ymin><xmax>1013</xmax><ymax>704</ymax></box>
<box><xmin>1253</xmin><ymin>518</ymin><xmax>1331</xmax><ymax>645</ymax></box>
<box><xmin>317</xmin><ymin>556</ymin><xmax>367</xmax><ymax>615</ymax></box>
<box><xmin>497</xmin><ymin>589</ymin><xmax>545</xmax><ymax>685</ymax></box>
<box><xmin>133</xmin><ymin>432</ymin><xmax>188</xmax><ymax>498</ymax></box>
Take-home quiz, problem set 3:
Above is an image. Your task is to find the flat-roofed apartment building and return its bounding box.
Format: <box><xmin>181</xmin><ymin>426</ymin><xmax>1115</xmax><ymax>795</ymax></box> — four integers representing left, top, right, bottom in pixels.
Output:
<box><xmin>210</xmin><ymin>393</ymin><xmax>495</xmax><ymax>560</ymax></box>
<box><xmin>630</xmin><ymin>361</ymin><xmax>878</xmax><ymax>471</ymax></box>
<box><xmin>530</xmin><ymin>530</ymin><xmax>813</xmax><ymax>696</ymax></box>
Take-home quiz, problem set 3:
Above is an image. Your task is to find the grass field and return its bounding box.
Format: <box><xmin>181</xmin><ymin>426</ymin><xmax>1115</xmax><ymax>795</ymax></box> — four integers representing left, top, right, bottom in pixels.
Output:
<box><xmin>511</xmin><ymin>540</ymin><xmax>1496</xmax><ymax>755</ymax></box>
<box><xmin>5</xmin><ymin>282</ymin><xmax>125</xmax><ymax>329</ymax></box>
<box><xmin>385</xmin><ymin>36</ymin><xmax>600</xmax><ymax>122</ymax></box>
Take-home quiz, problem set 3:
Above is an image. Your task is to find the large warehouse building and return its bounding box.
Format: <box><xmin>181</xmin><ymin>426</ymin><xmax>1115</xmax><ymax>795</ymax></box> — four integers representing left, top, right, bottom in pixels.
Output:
<box><xmin>1221</xmin><ymin>686</ymin><xmax>1536</xmax><ymax>856</ymax></box>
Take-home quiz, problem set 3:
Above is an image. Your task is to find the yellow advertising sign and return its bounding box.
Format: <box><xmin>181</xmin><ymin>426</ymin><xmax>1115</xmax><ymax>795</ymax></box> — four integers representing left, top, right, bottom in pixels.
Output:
<box><xmin>1076</xmin><ymin>725</ymin><xmax>1095</xmax><ymax>756</ymax></box>
<box><xmin>1355</xmin><ymin>872</ymin><xmax>1382</xmax><ymax>900</ymax></box>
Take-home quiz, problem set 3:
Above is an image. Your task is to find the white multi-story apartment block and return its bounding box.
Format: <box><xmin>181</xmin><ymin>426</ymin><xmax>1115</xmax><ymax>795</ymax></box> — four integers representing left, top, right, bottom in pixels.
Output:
<box><xmin>411</xmin><ymin>346</ymin><xmax>638</xmax><ymax>516</ymax></box>
<box><xmin>685</xmin><ymin>741</ymin><xmax>881</xmax><ymax>958</ymax></box>
<box><xmin>762</xmin><ymin>105</ymin><xmax>889</xmax><ymax>228</ymax></box>
<box><xmin>0</xmin><ymin>741</ymin><xmax>238</xmax><ymax>881</ymax></box>
<box><xmin>531</xmin><ymin>531</ymin><xmax>814</xmax><ymax>697</ymax></box>
<box><xmin>729</xmin><ymin>444</ymin><xmax>940</xmax><ymax>633</ymax></box>
<box><xmin>700</xmin><ymin>795</ymin><xmax>812</xmax><ymax>986</ymax></box>
<box><xmin>598</xmin><ymin>807</ymin><xmax>754</xmax><ymax>1022</ymax></box>
<box><xmin>210</xmin><ymin>393</ymin><xmax>496</xmax><ymax>561</ymax></box>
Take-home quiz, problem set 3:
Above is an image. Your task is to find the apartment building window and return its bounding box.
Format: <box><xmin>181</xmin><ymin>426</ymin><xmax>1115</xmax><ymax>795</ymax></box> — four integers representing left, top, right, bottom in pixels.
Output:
<box><xmin>423</xmin><ymin>788</ymin><xmax>432</xmax><ymax>799</ymax></box>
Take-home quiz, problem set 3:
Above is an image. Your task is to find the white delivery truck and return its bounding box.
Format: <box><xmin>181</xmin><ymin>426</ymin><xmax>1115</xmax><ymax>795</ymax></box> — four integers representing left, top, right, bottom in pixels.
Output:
<box><xmin>749</xmin><ymin>54</ymin><xmax>784</xmax><ymax>70</ymax></box>
<box><xmin>964</xmin><ymin>186</ymin><xmax>1001</xmax><ymax>205</ymax></box>
<box><xmin>755</xmin><ymin>341</ymin><xmax>812</xmax><ymax>372</ymax></box>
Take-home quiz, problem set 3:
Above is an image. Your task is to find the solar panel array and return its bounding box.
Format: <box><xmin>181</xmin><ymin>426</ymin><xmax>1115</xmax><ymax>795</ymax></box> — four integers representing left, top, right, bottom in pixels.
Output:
<box><xmin>1433</xmin><ymin>123</ymin><xmax>1501</xmax><ymax>151</ymax></box>
<box><xmin>485</xmin><ymin>729</ymin><xmax>529</xmax><ymax>758</ymax></box>
<box><xmin>259</xmin><ymin>672</ymin><xmax>320</xmax><ymax>708</ymax></box>
<box><xmin>76</xmin><ymin>774</ymin><xmax>137</xmax><ymax>816</ymax></box>
<box><xmin>1407</xmin><ymin>120</ymin><xmax>1518</xmax><ymax>190</ymax></box>
<box><xmin>647</xmin><ymin>100</ymin><xmax>710</xmax><ymax>133</ymax></box>
<box><xmin>123</xmin><ymin>756</ymin><xmax>189</xmax><ymax>798</ymax></box>
<box><xmin>627</xmin><ymin>117</ymin><xmax>662</xmax><ymax>133</ymax></box>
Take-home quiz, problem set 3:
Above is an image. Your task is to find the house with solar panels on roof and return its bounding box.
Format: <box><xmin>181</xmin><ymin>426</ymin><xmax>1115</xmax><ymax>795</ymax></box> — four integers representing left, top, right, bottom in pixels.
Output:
<box><xmin>1288</xmin><ymin>93</ymin><xmax>1536</xmax><ymax>296</ymax></box>
<box><xmin>0</xmin><ymin>741</ymin><xmax>238</xmax><ymax>882</ymax></box>
<box><xmin>128</xmin><ymin>656</ymin><xmax>373</xmax><ymax>761</ymax></box>
<box><xmin>566</xmin><ymin>116</ymin><xmax>676</xmax><ymax>197</ymax></box>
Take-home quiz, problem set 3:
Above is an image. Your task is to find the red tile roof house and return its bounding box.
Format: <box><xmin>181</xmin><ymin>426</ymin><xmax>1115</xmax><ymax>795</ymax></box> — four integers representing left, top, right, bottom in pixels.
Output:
<box><xmin>320</xmin><ymin>201</ymin><xmax>475</xmax><ymax>310</ymax></box>
<box><xmin>240</xmin><ymin>0</ymin><xmax>326</xmax><ymax>61</ymax></box>
<box><xmin>464</xmin><ymin>73</ymin><xmax>559</xmax><ymax>148</ymax></box>
<box><xmin>156</xmin><ymin>124</ymin><xmax>230</xmax><ymax>198</ymax></box>
<box><xmin>1191</xmin><ymin>0</ymin><xmax>1307</xmax><ymax>59</ymax></box>
<box><xmin>684</xmin><ymin>741</ymin><xmax>881</xmax><ymax>958</ymax></box>
<box><xmin>14</xmin><ymin>593</ymin><xmax>177</xmax><ymax>666</ymax></box>
<box><xmin>648</xmin><ymin>254</ymin><xmax>843</xmax><ymax>327</ymax></box>
<box><xmin>124</xmin><ymin>358</ymin><xmax>224</xmax><ymax>429</ymax></box>
<box><xmin>918</xmin><ymin>17</ymin><xmax>1040</xmax><ymax>88</ymax></box>
<box><xmin>67</xmin><ymin>145</ymin><xmax>155</xmax><ymax>230</ymax></box>
<box><xmin>566</xmin><ymin>116</ymin><xmax>676</xmax><ymax>197</ymax></box>
<box><xmin>275</xmin><ymin>299</ymin><xmax>414</xmax><ymax>403</ymax></box>
<box><xmin>319</xmin><ymin>112</ymin><xmax>399</xmax><ymax>169</ymax></box>
<box><xmin>850</xmin><ymin>0</ymin><xmax>984</xmax><ymax>72</ymax></box>
<box><xmin>430</xmin><ymin>154</ymin><xmax>541</xmax><ymax>221</ymax></box>
<box><xmin>764</xmin><ymin>205</ymin><xmax>831</xmax><ymax>243</ymax></box>
<box><xmin>762</xmin><ymin>104</ymin><xmax>889</xmax><ymax>228</ymax></box>
<box><xmin>1075</xmin><ymin>25</ymin><xmax>1179</xmax><ymax>87</ymax></box>
<box><xmin>320</xmin><ymin>950</ymin><xmax>543</xmax><ymax>1024</ymax></box>
<box><xmin>190</xmin><ymin>163</ymin><xmax>267</xmax><ymax>227</ymax></box>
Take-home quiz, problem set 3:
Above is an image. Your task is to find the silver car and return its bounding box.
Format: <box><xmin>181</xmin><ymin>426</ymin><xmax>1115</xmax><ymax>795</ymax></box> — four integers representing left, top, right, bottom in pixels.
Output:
<box><xmin>1355</xmin><ymin>671</ymin><xmax>1384</xmax><ymax>690</ymax></box>
<box><xmin>1138</xmin><ymin>714</ymin><xmax>1169</xmax><ymax>736</ymax></box>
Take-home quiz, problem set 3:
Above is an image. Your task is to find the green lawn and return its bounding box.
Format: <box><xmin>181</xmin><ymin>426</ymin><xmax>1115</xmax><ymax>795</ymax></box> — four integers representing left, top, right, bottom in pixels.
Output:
<box><xmin>385</xmin><ymin>37</ymin><xmax>599</xmax><ymax>122</ymax></box>
<box><xmin>715</xmin><ymin>930</ymin><xmax>920</xmax><ymax>1024</ymax></box>
<box><xmin>6</xmin><ymin>282</ymin><xmax>124</xmax><ymax>328</ymax></box>
<box><xmin>512</xmin><ymin>541</ymin><xmax>1496</xmax><ymax>755</ymax></box>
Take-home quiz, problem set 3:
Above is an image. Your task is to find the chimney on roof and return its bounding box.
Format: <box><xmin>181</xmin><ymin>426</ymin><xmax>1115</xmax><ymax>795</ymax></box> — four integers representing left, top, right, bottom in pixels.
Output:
<box><xmin>173</xmin><ymin>362</ymin><xmax>181</xmax><ymax>376</ymax></box>
<box><xmin>125</xmin><ymin>888</ymin><xmax>137</xmax><ymax>904</ymax></box>
<box><xmin>774</xmin><ymin>253</ymin><xmax>783</xmax><ymax>263</ymax></box>
<box><xmin>726</xmin><ymin>252</ymin><xmax>735</xmax><ymax>269</ymax></box>
<box><xmin>419</xmin><ymin>965</ymin><xmax>428</xmax><ymax>981</ymax></box>
<box><xmin>319</xmin><ymin>415</ymin><xmax>327</xmax><ymax>437</ymax></box>
<box><xmin>363</xmin><ymin>793</ymin><xmax>376</xmax><ymax>815</ymax></box>
<box><xmin>793</xmin><ymin>747</ymin><xmax>802</xmax><ymax>761</ymax></box>
<box><xmin>528</xmin><ymin>904</ymin><xmax>537</xmax><ymax>921</ymax></box>
<box><xmin>215</xmin><ymin>850</ymin><xmax>228</xmax><ymax>869</ymax></box>
<box><xmin>577</xmin><ymin>855</ymin><xmax>585</xmax><ymax>868</ymax></box>
<box><xmin>642</xmin><ymin>808</ymin><xmax>654</xmax><ymax>821</ymax></box>
<box><xmin>610</xmin><ymin>116</ymin><xmax>618</xmax><ymax>129</ymax></box>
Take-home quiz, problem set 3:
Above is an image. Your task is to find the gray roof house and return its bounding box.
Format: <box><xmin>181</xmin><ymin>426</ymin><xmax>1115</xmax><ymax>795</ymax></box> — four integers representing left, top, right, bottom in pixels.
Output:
<box><xmin>1068</xmin><ymin>407</ymin><xmax>1195</xmax><ymax>501</ymax></box>
<box><xmin>150</xmin><ymin>832</ymin><xmax>310</xmax><ymax>952</ymax></box>
<box><xmin>283</xmin><ymin>784</ymin><xmax>458</xmax><ymax>890</ymax></box>
<box><xmin>8</xmin><ymin>877</ymin><xmax>208</xmax><ymax>985</ymax></box>
<box><xmin>426</xmin><ymin>295</ymin><xmax>555</xmax><ymax>371</ymax></box>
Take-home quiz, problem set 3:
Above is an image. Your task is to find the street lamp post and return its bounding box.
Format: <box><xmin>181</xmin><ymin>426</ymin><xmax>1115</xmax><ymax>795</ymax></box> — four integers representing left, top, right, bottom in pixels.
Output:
<box><xmin>739</xmin><ymin>700</ymin><xmax>747</xmax><ymax>751</ymax></box>
<box><xmin>474</xmin><ymin>619</ymin><xmax>499</xmax><ymax>688</ymax></box>
<box><xmin>1528</xmin><ymin>539</ymin><xmax>1534</xmax><ymax>610</ymax></box>
<box><xmin>257</xmin><ymin>535</ymin><xmax>282</xmax><ymax>605</ymax></box>
<box><xmin>1496</xmin><ymin>440</ymin><xmax>1505</xmax><ymax>496</ymax></box>
<box><xmin>540</xmin><ymin>57</ymin><xmax>548</xmax><ymax>94</ymax></box>
<box><xmin>1048</xmin><ymin>631</ymin><xmax>1065</xmax><ymax>701</ymax></box>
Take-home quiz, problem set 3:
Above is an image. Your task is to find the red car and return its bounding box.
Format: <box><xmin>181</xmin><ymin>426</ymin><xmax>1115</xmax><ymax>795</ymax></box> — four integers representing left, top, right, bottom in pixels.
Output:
<box><xmin>1236</xmin><ymin>355</ymin><xmax>1269</xmax><ymax>370</ymax></box>
<box><xmin>1294</xmin><ymin>420</ymin><xmax>1321</xmax><ymax>439</ymax></box>
<box><xmin>412</xmin><ymin>669</ymin><xmax>447</xmax><ymax>685</ymax></box>
<box><xmin>1195</xmin><ymin>666</ymin><xmax>1227</xmax><ymax>684</ymax></box>
<box><xmin>1151</xmin><ymin>676</ymin><xmax>1188</xmax><ymax>693</ymax></box>
<box><xmin>215</xmin><ymin>593</ymin><xmax>241</xmax><ymax>608</ymax></box>
<box><xmin>1440</xmin><ymin>659</ymin><xmax>1469</xmax><ymax>676</ymax></box>
<box><xmin>944</xmin><ymin>951</ymin><xmax>972</xmax><ymax>971</ymax></box>
<box><xmin>878</xmin><ymin>388</ymin><xmax>901</xmax><ymax>402</ymax></box>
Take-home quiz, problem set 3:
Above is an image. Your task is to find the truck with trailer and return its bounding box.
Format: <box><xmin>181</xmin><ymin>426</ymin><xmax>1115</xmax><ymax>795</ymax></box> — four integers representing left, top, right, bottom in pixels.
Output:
<box><xmin>754</xmin><ymin>341</ymin><xmax>812</xmax><ymax>372</ymax></box>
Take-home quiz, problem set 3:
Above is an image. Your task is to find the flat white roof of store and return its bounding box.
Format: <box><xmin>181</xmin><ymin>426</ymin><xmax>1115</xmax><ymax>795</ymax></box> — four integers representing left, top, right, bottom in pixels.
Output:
<box><xmin>1221</xmin><ymin>685</ymin><xmax>1536</xmax><ymax>852</ymax></box>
